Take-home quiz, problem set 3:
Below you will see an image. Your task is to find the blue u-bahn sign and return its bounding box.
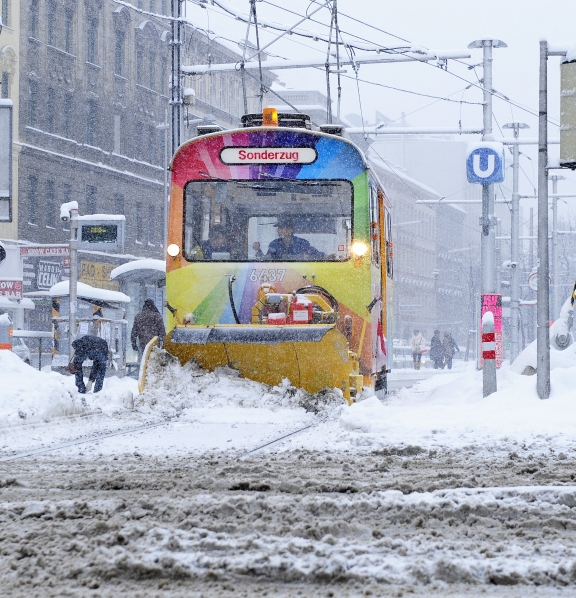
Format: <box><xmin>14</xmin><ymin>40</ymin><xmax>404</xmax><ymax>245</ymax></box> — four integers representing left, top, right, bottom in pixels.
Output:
<box><xmin>466</xmin><ymin>143</ymin><xmax>505</xmax><ymax>185</ymax></box>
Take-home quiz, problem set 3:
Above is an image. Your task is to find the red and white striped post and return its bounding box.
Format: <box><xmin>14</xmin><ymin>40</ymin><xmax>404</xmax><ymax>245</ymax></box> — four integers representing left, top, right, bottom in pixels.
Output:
<box><xmin>482</xmin><ymin>310</ymin><xmax>497</xmax><ymax>397</ymax></box>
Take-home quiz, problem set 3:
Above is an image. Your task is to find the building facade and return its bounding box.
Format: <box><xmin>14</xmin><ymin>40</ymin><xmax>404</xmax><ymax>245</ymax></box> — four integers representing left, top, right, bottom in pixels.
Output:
<box><xmin>0</xmin><ymin>0</ymin><xmax>20</xmax><ymax>239</ymax></box>
<box><xmin>17</xmin><ymin>0</ymin><xmax>265</xmax><ymax>260</ymax></box>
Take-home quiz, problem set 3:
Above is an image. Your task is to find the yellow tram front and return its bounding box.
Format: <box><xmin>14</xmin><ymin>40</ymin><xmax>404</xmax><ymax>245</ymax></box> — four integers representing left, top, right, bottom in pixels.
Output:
<box><xmin>163</xmin><ymin>110</ymin><xmax>393</xmax><ymax>401</ymax></box>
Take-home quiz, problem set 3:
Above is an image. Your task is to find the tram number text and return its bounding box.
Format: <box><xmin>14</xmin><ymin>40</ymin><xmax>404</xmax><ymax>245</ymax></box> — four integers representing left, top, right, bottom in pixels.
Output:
<box><xmin>249</xmin><ymin>269</ymin><xmax>286</xmax><ymax>283</ymax></box>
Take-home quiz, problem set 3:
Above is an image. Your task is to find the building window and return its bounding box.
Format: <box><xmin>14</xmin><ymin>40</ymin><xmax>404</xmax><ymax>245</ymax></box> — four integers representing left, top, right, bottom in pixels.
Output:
<box><xmin>28</xmin><ymin>176</ymin><xmax>38</xmax><ymax>224</ymax></box>
<box><xmin>64</xmin><ymin>9</ymin><xmax>73</xmax><ymax>53</ymax></box>
<box><xmin>113</xmin><ymin>114</ymin><xmax>121</xmax><ymax>154</ymax></box>
<box><xmin>46</xmin><ymin>88</ymin><xmax>55</xmax><ymax>133</ymax></box>
<box><xmin>87</xmin><ymin>18</ymin><xmax>97</xmax><ymax>63</ymax></box>
<box><xmin>160</xmin><ymin>57</ymin><xmax>167</xmax><ymax>92</ymax></box>
<box><xmin>63</xmin><ymin>93</ymin><xmax>72</xmax><ymax>138</ymax></box>
<box><xmin>1</xmin><ymin>72</ymin><xmax>8</xmax><ymax>99</ymax></box>
<box><xmin>134</xmin><ymin>122</ymin><xmax>142</xmax><ymax>160</ymax></box>
<box><xmin>46</xmin><ymin>180</ymin><xmax>56</xmax><ymax>227</ymax></box>
<box><xmin>62</xmin><ymin>183</ymin><xmax>72</xmax><ymax>205</ymax></box>
<box><xmin>30</xmin><ymin>0</ymin><xmax>38</xmax><ymax>37</ymax></box>
<box><xmin>161</xmin><ymin>0</ymin><xmax>166</xmax><ymax>15</ymax></box>
<box><xmin>136</xmin><ymin>49</ymin><xmax>144</xmax><ymax>85</ymax></box>
<box><xmin>149</xmin><ymin>53</ymin><xmax>155</xmax><ymax>90</ymax></box>
<box><xmin>2</xmin><ymin>0</ymin><xmax>9</xmax><ymax>28</ymax></box>
<box><xmin>114</xmin><ymin>193</ymin><xmax>124</xmax><ymax>215</ymax></box>
<box><xmin>136</xmin><ymin>201</ymin><xmax>143</xmax><ymax>241</ymax></box>
<box><xmin>28</xmin><ymin>80</ymin><xmax>38</xmax><ymax>127</ymax></box>
<box><xmin>115</xmin><ymin>31</ymin><xmax>125</xmax><ymax>76</ymax></box>
<box><xmin>147</xmin><ymin>125</ymin><xmax>155</xmax><ymax>164</ymax></box>
<box><xmin>86</xmin><ymin>185</ymin><xmax>97</xmax><ymax>214</ymax></box>
<box><xmin>47</xmin><ymin>0</ymin><xmax>56</xmax><ymax>46</ymax></box>
<box><xmin>149</xmin><ymin>0</ymin><xmax>155</xmax><ymax>13</ymax></box>
<box><xmin>86</xmin><ymin>100</ymin><xmax>97</xmax><ymax>146</ymax></box>
<box><xmin>148</xmin><ymin>205</ymin><xmax>155</xmax><ymax>244</ymax></box>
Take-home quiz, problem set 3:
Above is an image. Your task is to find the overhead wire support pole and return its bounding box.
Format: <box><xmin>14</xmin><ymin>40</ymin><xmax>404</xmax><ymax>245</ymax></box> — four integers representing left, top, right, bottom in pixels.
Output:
<box><xmin>503</xmin><ymin>121</ymin><xmax>529</xmax><ymax>364</ymax></box>
<box><xmin>537</xmin><ymin>39</ymin><xmax>550</xmax><ymax>400</ymax></box>
<box><xmin>468</xmin><ymin>37</ymin><xmax>506</xmax><ymax>396</ymax></box>
<box><xmin>170</xmin><ymin>0</ymin><xmax>183</xmax><ymax>156</ymax></box>
<box><xmin>550</xmin><ymin>174</ymin><xmax>565</xmax><ymax>320</ymax></box>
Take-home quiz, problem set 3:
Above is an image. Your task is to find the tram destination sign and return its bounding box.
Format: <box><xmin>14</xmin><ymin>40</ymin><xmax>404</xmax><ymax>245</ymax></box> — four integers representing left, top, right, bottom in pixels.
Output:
<box><xmin>220</xmin><ymin>147</ymin><xmax>317</xmax><ymax>165</ymax></box>
<box><xmin>78</xmin><ymin>216</ymin><xmax>125</xmax><ymax>252</ymax></box>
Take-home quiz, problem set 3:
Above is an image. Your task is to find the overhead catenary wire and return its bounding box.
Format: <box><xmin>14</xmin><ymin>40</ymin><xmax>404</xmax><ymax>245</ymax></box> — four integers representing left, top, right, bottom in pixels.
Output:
<box><xmin>242</xmin><ymin>0</ymin><xmax>561</xmax><ymax>126</ymax></box>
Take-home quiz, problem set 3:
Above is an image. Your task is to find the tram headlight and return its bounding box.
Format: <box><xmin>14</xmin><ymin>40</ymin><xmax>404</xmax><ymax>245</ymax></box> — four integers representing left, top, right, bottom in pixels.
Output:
<box><xmin>351</xmin><ymin>241</ymin><xmax>369</xmax><ymax>257</ymax></box>
<box><xmin>167</xmin><ymin>244</ymin><xmax>180</xmax><ymax>257</ymax></box>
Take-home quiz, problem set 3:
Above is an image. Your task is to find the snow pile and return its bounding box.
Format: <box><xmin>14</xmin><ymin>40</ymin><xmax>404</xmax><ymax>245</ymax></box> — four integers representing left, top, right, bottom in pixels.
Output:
<box><xmin>0</xmin><ymin>350</ymin><xmax>136</xmax><ymax>426</ymax></box>
<box><xmin>339</xmin><ymin>357</ymin><xmax>576</xmax><ymax>450</ymax></box>
<box><xmin>511</xmin><ymin>297</ymin><xmax>576</xmax><ymax>374</ymax></box>
<box><xmin>141</xmin><ymin>349</ymin><xmax>347</xmax><ymax>417</ymax></box>
<box><xmin>0</xmin><ymin>350</ymin><xmax>81</xmax><ymax>425</ymax></box>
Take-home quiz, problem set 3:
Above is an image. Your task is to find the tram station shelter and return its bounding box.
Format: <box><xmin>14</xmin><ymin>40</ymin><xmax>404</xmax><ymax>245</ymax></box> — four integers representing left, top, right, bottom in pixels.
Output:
<box><xmin>48</xmin><ymin>280</ymin><xmax>130</xmax><ymax>376</ymax></box>
<box><xmin>110</xmin><ymin>259</ymin><xmax>165</xmax><ymax>364</ymax></box>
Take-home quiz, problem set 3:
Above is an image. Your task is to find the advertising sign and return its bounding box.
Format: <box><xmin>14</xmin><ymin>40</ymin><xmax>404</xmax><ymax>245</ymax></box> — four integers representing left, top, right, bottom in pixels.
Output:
<box><xmin>36</xmin><ymin>261</ymin><xmax>62</xmax><ymax>291</ymax></box>
<box><xmin>0</xmin><ymin>279</ymin><xmax>22</xmax><ymax>299</ymax></box>
<box><xmin>80</xmin><ymin>261</ymin><xmax>119</xmax><ymax>291</ymax></box>
<box><xmin>20</xmin><ymin>245</ymin><xmax>70</xmax><ymax>257</ymax></box>
<box><xmin>21</xmin><ymin>246</ymin><xmax>67</xmax><ymax>293</ymax></box>
<box><xmin>466</xmin><ymin>142</ymin><xmax>505</xmax><ymax>185</ymax></box>
<box><xmin>480</xmin><ymin>294</ymin><xmax>503</xmax><ymax>368</ymax></box>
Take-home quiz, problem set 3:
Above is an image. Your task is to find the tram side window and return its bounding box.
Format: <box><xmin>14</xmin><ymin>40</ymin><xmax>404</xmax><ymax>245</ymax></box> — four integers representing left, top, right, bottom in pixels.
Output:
<box><xmin>183</xmin><ymin>179</ymin><xmax>353</xmax><ymax>262</ymax></box>
<box><xmin>369</xmin><ymin>184</ymin><xmax>380</xmax><ymax>266</ymax></box>
<box><xmin>385</xmin><ymin>209</ymin><xmax>393</xmax><ymax>278</ymax></box>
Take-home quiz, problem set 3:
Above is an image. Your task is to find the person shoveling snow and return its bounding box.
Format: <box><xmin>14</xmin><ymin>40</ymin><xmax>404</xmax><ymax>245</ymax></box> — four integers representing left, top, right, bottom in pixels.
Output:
<box><xmin>71</xmin><ymin>335</ymin><xmax>109</xmax><ymax>394</ymax></box>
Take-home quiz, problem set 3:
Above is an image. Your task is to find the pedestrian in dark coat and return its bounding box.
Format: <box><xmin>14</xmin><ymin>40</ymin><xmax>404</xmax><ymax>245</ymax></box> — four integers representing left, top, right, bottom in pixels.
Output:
<box><xmin>72</xmin><ymin>335</ymin><xmax>109</xmax><ymax>394</ymax></box>
<box><xmin>430</xmin><ymin>329</ymin><xmax>444</xmax><ymax>369</ymax></box>
<box><xmin>443</xmin><ymin>332</ymin><xmax>460</xmax><ymax>370</ymax></box>
<box><xmin>131</xmin><ymin>299</ymin><xmax>166</xmax><ymax>354</ymax></box>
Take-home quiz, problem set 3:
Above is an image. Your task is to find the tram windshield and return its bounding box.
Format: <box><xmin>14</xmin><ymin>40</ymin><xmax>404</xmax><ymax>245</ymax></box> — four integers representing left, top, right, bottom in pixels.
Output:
<box><xmin>183</xmin><ymin>179</ymin><xmax>353</xmax><ymax>262</ymax></box>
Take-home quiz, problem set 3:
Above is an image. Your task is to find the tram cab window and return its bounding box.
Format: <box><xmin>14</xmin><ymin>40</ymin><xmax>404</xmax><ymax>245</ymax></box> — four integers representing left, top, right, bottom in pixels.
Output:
<box><xmin>183</xmin><ymin>179</ymin><xmax>353</xmax><ymax>262</ymax></box>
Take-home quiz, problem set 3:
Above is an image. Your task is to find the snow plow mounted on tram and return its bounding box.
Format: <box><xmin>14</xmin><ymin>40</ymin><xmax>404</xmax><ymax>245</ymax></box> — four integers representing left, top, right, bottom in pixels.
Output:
<box><xmin>145</xmin><ymin>109</ymin><xmax>393</xmax><ymax>402</ymax></box>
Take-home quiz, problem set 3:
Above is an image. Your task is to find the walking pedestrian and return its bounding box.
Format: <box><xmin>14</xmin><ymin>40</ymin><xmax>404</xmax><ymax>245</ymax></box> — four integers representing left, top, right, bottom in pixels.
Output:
<box><xmin>409</xmin><ymin>329</ymin><xmax>425</xmax><ymax>370</ymax></box>
<box><xmin>430</xmin><ymin>329</ymin><xmax>444</xmax><ymax>369</ymax></box>
<box><xmin>71</xmin><ymin>335</ymin><xmax>109</xmax><ymax>394</ymax></box>
<box><xmin>131</xmin><ymin>299</ymin><xmax>166</xmax><ymax>358</ymax></box>
<box><xmin>443</xmin><ymin>332</ymin><xmax>460</xmax><ymax>370</ymax></box>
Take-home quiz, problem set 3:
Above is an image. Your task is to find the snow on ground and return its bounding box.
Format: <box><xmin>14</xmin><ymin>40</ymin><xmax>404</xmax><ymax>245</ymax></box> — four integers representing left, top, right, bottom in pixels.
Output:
<box><xmin>322</xmin><ymin>348</ymin><xmax>576</xmax><ymax>455</ymax></box>
<box><xmin>0</xmin><ymin>350</ymin><xmax>137</xmax><ymax>428</ymax></box>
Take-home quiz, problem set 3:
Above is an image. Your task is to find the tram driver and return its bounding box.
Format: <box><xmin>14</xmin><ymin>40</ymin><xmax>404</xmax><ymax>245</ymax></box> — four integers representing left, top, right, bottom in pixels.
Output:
<box><xmin>252</xmin><ymin>216</ymin><xmax>324</xmax><ymax>260</ymax></box>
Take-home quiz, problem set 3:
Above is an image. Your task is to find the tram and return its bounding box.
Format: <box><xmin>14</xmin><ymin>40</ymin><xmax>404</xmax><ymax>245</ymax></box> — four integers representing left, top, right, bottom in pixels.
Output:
<box><xmin>160</xmin><ymin>108</ymin><xmax>393</xmax><ymax>402</ymax></box>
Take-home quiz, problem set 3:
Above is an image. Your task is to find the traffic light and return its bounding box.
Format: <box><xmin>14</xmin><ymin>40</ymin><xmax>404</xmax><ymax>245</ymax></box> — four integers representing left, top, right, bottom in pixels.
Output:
<box><xmin>0</xmin><ymin>242</ymin><xmax>5</xmax><ymax>266</ymax></box>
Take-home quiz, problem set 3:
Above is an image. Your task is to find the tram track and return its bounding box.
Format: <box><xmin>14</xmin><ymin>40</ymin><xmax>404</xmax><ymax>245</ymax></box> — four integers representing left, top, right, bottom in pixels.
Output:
<box><xmin>0</xmin><ymin>418</ymin><xmax>174</xmax><ymax>462</ymax></box>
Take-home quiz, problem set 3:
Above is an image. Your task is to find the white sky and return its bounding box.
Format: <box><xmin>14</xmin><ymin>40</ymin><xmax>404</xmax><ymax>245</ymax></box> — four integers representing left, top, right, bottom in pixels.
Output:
<box><xmin>184</xmin><ymin>0</ymin><xmax>576</xmax><ymax>214</ymax></box>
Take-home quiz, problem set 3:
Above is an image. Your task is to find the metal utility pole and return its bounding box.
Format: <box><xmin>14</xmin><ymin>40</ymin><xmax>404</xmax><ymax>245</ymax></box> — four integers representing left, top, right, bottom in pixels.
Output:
<box><xmin>468</xmin><ymin>38</ymin><xmax>506</xmax><ymax>396</ymax></box>
<box><xmin>537</xmin><ymin>39</ymin><xmax>550</xmax><ymax>400</ymax></box>
<box><xmin>503</xmin><ymin>122</ymin><xmax>529</xmax><ymax>363</ymax></box>
<box><xmin>68</xmin><ymin>205</ymin><xmax>78</xmax><ymax>360</ymax></box>
<box><xmin>550</xmin><ymin>174</ymin><xmax>565</xmax><ymax>320</ymax></box>
<box><xmin>170</xmin><ymin>0</ymin><xmax>183</xmax><ymax>156</ymax></box>
<box><xmin>156</xmin><ymin>112</ymin><xmax>170</xmax><ymax>252</ymax></box>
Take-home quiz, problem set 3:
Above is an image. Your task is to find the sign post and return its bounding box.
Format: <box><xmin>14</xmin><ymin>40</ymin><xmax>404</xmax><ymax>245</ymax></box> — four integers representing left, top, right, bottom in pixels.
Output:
<box><xmin>467</xmin><ymin>143</ymin><xmax>505</xmax><ymax>395</ymax></box>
